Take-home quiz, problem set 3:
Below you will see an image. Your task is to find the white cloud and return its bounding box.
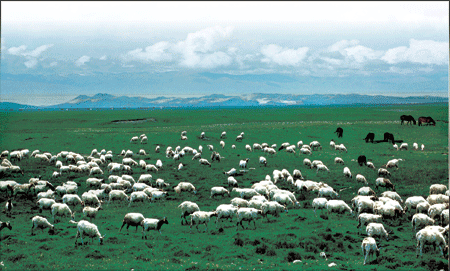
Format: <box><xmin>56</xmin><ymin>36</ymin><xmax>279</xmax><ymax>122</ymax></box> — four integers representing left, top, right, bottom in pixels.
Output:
<box><xmin>24</xmin><ymin>59</ymin><xmax>38</xmax><ymax>68</ymax></box>
<box><xmin>344</xmin><ymin>45</ymin><xmax>383</xmax><ymax>63</ymax></box>
<box><xmin>261</xmin><ymin>44</ymin><xmax>309</xmax><ymax>66</ymax></box>
<box><xmin>381</xmin><ymin>39</ymin><xmax>449</xmax><ymax>65</ymax></box>
<box><xmin>75</xmin><ymin>55</ymin><xmax>91</xmax><ymax>66</ymax></box>
<box><xmin>23</xmin><ymin>44</ymin><xmax>54</xmax><ymax>57</ymax></box>
<box><xmin>125</xmin><ymin>41</ymin><xmax>174</xmax><ymax>63</ymax></box>
<box><xmin>327</xmin><ymin>40</ymin><xmax>359</xmax><ymax>53</ymax></box>
<box><xmin>8</xmin><ymin>45</ymin><xmax>27</xmax><ymax>55</ymax></box>
<box><xmin>99</xmin><ymin>55</ymin><xmax>107</xmax><ymax>60</ymax></box>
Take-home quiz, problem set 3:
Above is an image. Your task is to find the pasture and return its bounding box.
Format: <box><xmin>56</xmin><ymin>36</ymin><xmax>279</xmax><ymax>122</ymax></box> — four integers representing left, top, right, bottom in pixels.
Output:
<box><xmin>0</xmin><ymin>103</ymin><xmax>448</xmax><ymax>270</ymax></box>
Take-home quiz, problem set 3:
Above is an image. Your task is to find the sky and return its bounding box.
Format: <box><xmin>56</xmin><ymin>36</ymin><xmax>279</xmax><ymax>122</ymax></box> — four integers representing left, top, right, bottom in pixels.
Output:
<box><xmin>1</xmin><ymin>1</ymin><xmax>449</xmax><ymax>106</ymax></box>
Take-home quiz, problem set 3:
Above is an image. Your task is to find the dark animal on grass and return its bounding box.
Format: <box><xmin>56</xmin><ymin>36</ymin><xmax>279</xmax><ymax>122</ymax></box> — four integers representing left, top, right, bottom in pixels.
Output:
<box><xmin>335</xmin><ymin>127</ymin><xmax>343</xmax><ymax>138</ymax></box>
<box><xmin>383</xmin><ymin>133</ymin><xmax>395</xmax><ymax>144</ymax></box>
<box><xmin>0</xmin><ymin>221</ymin><xmax>12</xmax><ymax>231</ymax></box>
<box><xmin>364</xmin><ymin>133</ymin><xmax>375</xmax><ymax>143</ymax></box>
<box><xmin>418</xmin><ymin>116</ymin><xmax>436</xmax><ymax>126</ymax></box>
<box><xmin>358</xmin><ymin>155</ymin><xmax>367</xmax><ymax>166</ymax></box>
<box><xmin>400</xmin><ymin>115</ymin><xmax>416</xmax><ymax>125</ymax></box>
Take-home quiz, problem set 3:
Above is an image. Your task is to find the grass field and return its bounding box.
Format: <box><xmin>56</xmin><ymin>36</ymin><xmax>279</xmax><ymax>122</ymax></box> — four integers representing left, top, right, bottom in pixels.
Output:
<box><xmin>0</xmin><ymin>103</ymin><xmax>448</xmax><ymax>270</ymax></box>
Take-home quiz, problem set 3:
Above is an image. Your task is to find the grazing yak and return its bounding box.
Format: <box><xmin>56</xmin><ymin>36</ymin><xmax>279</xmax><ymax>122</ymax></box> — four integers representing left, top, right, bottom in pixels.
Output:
<box><xmin>383</xmin><ymin>133</ymin><xmax>395</xmax><ymax>144</ymax></box>
<box><xmin>418</xmin><ymin>116</ymin><xmax>436</xmax><ymax>126</ymax></box>
<box><xmin>335</xmin><ymin>127</ymin><xmax>343</xmax><ymax>138</ymax></box>
<box><xmin>358</xmin><ymin>155</ymin><xmax>367</xmax><ymax>166</ymax></box>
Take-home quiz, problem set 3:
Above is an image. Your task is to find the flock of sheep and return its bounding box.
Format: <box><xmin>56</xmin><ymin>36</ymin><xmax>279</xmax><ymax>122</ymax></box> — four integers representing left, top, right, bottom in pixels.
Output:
<box><xmin>0</xmin><ymin>127</ymin><xmax>449</xmax><ymax>267</ymax></box>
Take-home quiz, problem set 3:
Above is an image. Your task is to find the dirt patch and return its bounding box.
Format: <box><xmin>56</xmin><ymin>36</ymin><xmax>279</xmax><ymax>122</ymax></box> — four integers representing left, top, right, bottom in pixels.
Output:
<box><xmin>111</xmin><ymin>118</ymin><xmax>156</xmax><ymax>124</ymax></box>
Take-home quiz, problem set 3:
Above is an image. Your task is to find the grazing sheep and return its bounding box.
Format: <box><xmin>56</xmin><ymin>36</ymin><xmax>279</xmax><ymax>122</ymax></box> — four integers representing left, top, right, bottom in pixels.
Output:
<box><xmin>366</xmin><ymin>222</ymin><xmax>389</xmax><ymax>241</ymax></box>
<box><xmin>440</xmin><ymin>209</ymin><xmax>449</xmax><ymax>226</ymax></box>
<box><xmin>326</xmin><ymin>200</ymin><xmax>353</xmax><ymax>217</ymax></box>
<box><xmin>231</xmin><ymin>197</ymin><xmax>249</xmax><ymax>208</ymax></box>
<box><xmin>236</xmin><ymin>208</ymin><xmax>263</xmax><ymax>230</ymax></box>
<box><xmin>303</xmin><ymin>158</ymin><xmax>312</xmax><ymax>167</ymax></box>
<box><xmin>211</xmin><ymin>187</ymin><xmax>230</xmax><ymax>198</ymax></box>
<box><xmin>334</xmin><ymin>157</ymin><xmax>344</xmax><ymax>165</ymax></box>
<box><xmin>398</xmin><ymin>143</ymin><xmax>408</xmax><ymax>151</ymax></box>
<box><xmin>155</xmin><ymin>179</ymin><xmax>170</xmax><ymax>190</ymax></box>
<box><xmin>427</xmin><ymin>194</ymin><xmax>449</xmax><ymax>205</ymax></box>
<box><xmin>357</xmin><ymin>213</ymin><xmax>383</xmax><ymax>228</ymax></box>
<box><xmin>89</xmin><ymin>167</ymin><xmax>103</xmax><ymax>176</ymax></box>
<box><xmin>86</xmin><ymin>178</ymin><xmax>103</xmax><ymax>189</ymax></box>
<box><xmin>416</xmin><ymin>228</ymin><xmax>447</xmax><ymax>258</ymax></box>
<box><xmin>375</xmin><ymin>178</ymin><xmax>395</xmax><ymax>191</ymax></box>
<box><xmin>190</xmin><ymin>211</ymin><xmax>218</xmax><ymax>233</ymax></box>
<box><xmin>310</xmin><ymin>141</ymin><xmax>322</xmax><ymax>151</ymax></box>
<box><xmin>366</xmin><ymin>162</ymin><xmax>376</xmax><ymax>170</ymax></box>
<box><xmin>312</xmin><ymin>198</ymin><xmax>328</xmax><ymax>216</ymax></box>
<box><xmin>199</xmin><ymin>158</ymin><xmax>212</xmax><ymax>167</ymax></box>
<box><xmin>330</xmin><ymin>140</ymin><xmax>336</xmax><ymax>150</ymax></box>
<box><xmin>108</xmin><ymin>190</ymin><xmax>129</xmax><ymax>205</ymax></box>
<box><xmin>356</xmin><ymin>174</ymin><xmax>368</xmax><ymax>185</ymax></box>
<box><xmin>380</xmin><ymin>191</ymin><xmax>402</xmax><ymax>203</ymax></box>
<box><xmin>36</xmin><ymin>198</ymin><xmax>56</xmax><ymax>213</ymax></box>
<box><xmin>318</xmin><ymin>187</ymin><xmax>339</xmax><ymax>199</ymax></box>
<box><xmin>174</xmin><ymin>182</ymin><xmax>196</xmax><ymax>194</ymax></box>
<box><xmin>51</xmin><ymin>203</ymin><xmax>75</xmax><ymax>223</ymax></box>
<box><xmin>416</xmin><ymin>201</ymin><xmax>431</xmax><ymax>214</ymax></box>
<box><xmin>343</xmin><ymin>167</ymin><xmax>352</xmax><ymax>179</ymax></box>
<box><xmin>272</xmin><ymin>193</ymin><xmax>296</xmax><ymax>208</ymax></box>
<box><xmin>13</xmin><ymin>183</ymin><xmax>36</xmax><ymax>198</ymax></box>
<box><xmin>261</xmin><ymin>201</ymin><xmax>288</xmax><ymax>221</ymax></box>
<box><xmin>232</xmin><ymin>188</ymin><xmax>261</xmax><ymax>200</ymax></box>
<box><xmin>227</xmin><ymin>176</ymin><xmax>239</xmax><ymax>187</ymax></box>
<box><xmin>412</xmin><ymin>213</ymin><xmax>435</xmax><ymax>232</ymax></box>
<box><xmin>316</xmin><ymin>164</ymin><xmax>330</xmax><ymax>173</ymax></box>
<box><xmin>430</xmin><ymin>184</ymin><xmax>448</xmax><ymax>195</ymax></box>
<box><xmin>361</xmin><ymin>237</ymin><xmax>380</xmax><ymax>265</ymax></box>
<box><xmin>259</xmin><ymin>156</ymin><xmax>267</xmax><ymax>167</ymax></box>
<box><xmin>120</xmin><ymin>213</ymin><xmax>145</xmax><ymax>232</ymax></box>
<box><xmin>404</xmin><ymin>196</ymin><xmax>427</xmax><ymax>213</ymax></box>
<box><xmin>215</xmin><ymin>204</ymin><xmax>238</xmax><ymax>227</ymax></box>
<box><xmin>130</xmin><ymin>136</ymin><xmax>139</xmax><ymax>143</ymax></box>
<box><xmin>62</xmin><ymin>194</ymin><xmax>84</xmax><ymax>208</ymax></box>
<box><xmin>428</xmin><ymin>203</ymin><xmax>449</xmax><ymax>220</ymax></box>
<box><xmin>221</xmin><ymin>131</ymin><xmax>227</xmax><ymax>138</ymax></box>
<box><xmin>178</xmin><ymin>201</ymin><xmax>200</xmax><ymax>225</ymax></box>
<box><xmin>239</xmin><ymin>158</ymin><xmax>249</xmax><ymax>169</ymax></box>
<box><xmin>375</xmin><ymin>204</ymin><xmax>402</xmax><ymax>220</ymax></box>
<box><xmin>149</xmin><ymin>191</ymin><xmax>167</xmax><ymax>202</ymax></box>
<box><xmin>72</xmin><ymin>220</ymin><xmax>104</xmax><ymax>245</ymax></box>
<box><xmin>378</xmin><ymin>168</ymin><xmax>391</xmax><ymax>178</ymax></box>
<box><xmin>82</xmin><ymin>192</ymin><xmax>102</xmax><ymax>207</ymax></box>
<box><xmin>141</xmin><ymin>217</ymin><xmax>169</xmax><ymax>239</ymax></box>
<box><xmin>384</xmin><ymin>159</ymin><xmax>403</xmax><ymax>169</ymax></box>
<box><xmin>421</xmin><ymin>144</ymin><xmax>425</xmax><ymax>151</ymax></box>
<box><xmin>31</xmin><ymin>216</ymin><xmax>55</xmax><ymax>235</ymax></box>
<box><xmin>358</xmin><ymin>187</ymin><xmax>376</xmax><ymax>196</ymax></box>
<box><xmin>83</xmin><ymin>205</ymin><xmax>103</xmax><ymax>220</ymax></box>
<box><xmin>0</xmin><ymin>221</ymin><xmax>12</xmax><ymax>231</ymax></box>
<box><xmin>128</xmin><ymin>192</ymin><xmax>151</xmax><ymax>207</ymax></box>
<box><xmin>145</xmin><ymin>164</ymin><xmax>158</xmax><ymax>172</ymax></box>
<box><xmin>335</xmin><ymin>144</ymin><xmax>347</xmax><ymax>153</ymax></box>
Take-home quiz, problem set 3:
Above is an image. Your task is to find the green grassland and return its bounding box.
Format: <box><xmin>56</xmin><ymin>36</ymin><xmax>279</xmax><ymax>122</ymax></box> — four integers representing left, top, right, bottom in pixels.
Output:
<box><xmin>0</xmin><ymin>104</ymin><xmax>448</xmax><ymax>270</ymax></box>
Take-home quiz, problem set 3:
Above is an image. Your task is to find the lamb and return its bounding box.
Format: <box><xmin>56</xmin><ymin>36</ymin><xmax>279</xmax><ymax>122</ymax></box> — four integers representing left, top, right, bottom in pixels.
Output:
<box><xmin>416</xmin><ymin>228</ymin><xmax>448</xmax><ymax>258</ymax></box>
<box><xmin>231</xmin><ymin>197</ymin><xmax>249</xmax><ymax>207</ymax></box>
<box><xmin>31</xmin><ymin>215</ymin><xmax>55</xmax><ymax>235</ymax></box>
<box><xmin>83</xmin><ymin>205</ymin><xmax>103</xmax><ymax>220</ymax></box>
<box><xmin>430</xmin><ymin>184</ymin><xmax>448</xmax><ymax>195</ymax></box>
<box><xmin>190</xmin><ymin>211</ymin><xmax>218</xmax><ymax>233</ymax></box>
<box><xmin>412</xmin><ymin>213</ymin><xmax>435</xmax><ymax>232</ymax></box>
<box><xmin>343</xmin><ymin>167</ymin><xmax>352</xmax><ymax>179</ymax></box>
<box><xmin>398</xmin><ymin>143</ymin><xmax>408</xmax><ymax>151</ymax></box>
<box><xmin>261</xmin><ymin>201</ymin><xmax>288</xmax><ymax>221</ymax></box>
<box><xmin>426</xmin><ymin>194</ymin><xmax>449</xmax><ymax>205</ymax></box>
<box><xmin>378</xmin><ymin>168</ymin><xmax>391</xmax><ymax>178</ymax></box>
<box><xmin>356</xmin><ymin>174</ymin><xmax>368</xmax><ymax>185</ymax></box>
<box><xmin>318</xmin><ymin>187</ymin><xmax>339</xmax><ymax>199</ymax></box>
<box><xmin>312</xmin><ymin>198</ymin><xmax>328</xmax><ymax>216</ymax></box>
<box><xmin>366</xmin><ymin>222</ymin><xmax>389</xmax><ymax>241</ymax></box>
<box><xmin>210</xmin><ymin>187</ymin><xmax>230</xmax><ymax>198</ymax></box>
<box><xmin>239</xmin><ymin>158</ymin><xmax>249</xmax><ymax>169</ymax></box>
<box><xmin>427</xmin><ymin>203</ymin><xmax>449</xmax><ymax>220</ymax></box>
<box><xmin>357</xmin><ymin>213</ymin><xmax>383</xmax><ymax>228</ymax></box>
<box><xmin>199</xmin><ymin>158</ymin><xmax>211</xmax><ymax>167</ymax></box>
<box><xmin>174</xmin><ymin>182</ymin><xmax>197</xmax><ymax>194</ymax></box>
<box><xmin>326</xmin><ymin>200</ymin><xmax>353</xmax><ymax>217</ymax></box>
<box><xmin>236</xmin><ymin>208</ymin><xmax>263</xmax><ymax>230</ymax></box>
<box><xmin>361</xmin><ymin>237</ymin><xmax>380</xmax><ymax>265</ymax></box>
<box><xmin>334</xmin><ymin>157</ymin><xmax>344</xmax><ymax>165</ymax></box>
<box><xmin>215</xmin><ymin>204</ymin><xmax>238</xmax><ymax>227</ymax></box>
<box><xmin>141</xmin><ymin>217</ymin><xmax>169</xmax><ymax>238</ymax></box>
<box><xmin>51</xmin><ymin>203</ymin><xmax>75</xmax><ymax>223</ymax></box>
<box><xmin>375</xmin><ymin>178</ymin><xmax>395</xmax><ymax>191</ymax></box>
<box><xmin>178</xmin><ymin>201</ymin><xmax>200</xmax><ymax>225</ymax></box>
<box><xmin>358</xmin><ymin>187</ymin><xmax>376</xmax><ymax>196</ymax></box>
<box><xmin>0</xmin><ymin>221</ymin><xmax>12</xmax><ymax>231</ymax></box>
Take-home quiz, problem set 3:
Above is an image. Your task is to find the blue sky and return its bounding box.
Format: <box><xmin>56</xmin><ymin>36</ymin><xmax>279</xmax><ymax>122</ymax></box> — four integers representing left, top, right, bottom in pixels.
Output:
<box><xmin>1</xmin><ymin>2</ymin><xmax>448</xmax><ymax>106</ymax></box>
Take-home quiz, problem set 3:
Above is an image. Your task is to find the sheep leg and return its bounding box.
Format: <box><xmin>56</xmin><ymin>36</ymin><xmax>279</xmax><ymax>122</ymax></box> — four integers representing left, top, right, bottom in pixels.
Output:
<box><xmin>253</xmin><ymin>220</ymin><xmax>256</xmax><ymax>229</ymax></box>
<box><xmin>31</xmin><ymin>225</ymin><xmax>35</xmax><ymax>236</ymax></box>
<box><xmin>119</xmin><ymin>222</ymin><xmax>126</xmax><ymax>232</ymax></box>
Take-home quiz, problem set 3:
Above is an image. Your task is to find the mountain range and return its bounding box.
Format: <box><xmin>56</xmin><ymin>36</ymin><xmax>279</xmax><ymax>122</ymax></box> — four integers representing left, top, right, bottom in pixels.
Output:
<box><xmin>1</xmin><ymin>93</ymin><xmax>448</xmax><ymax>110</ymax></box>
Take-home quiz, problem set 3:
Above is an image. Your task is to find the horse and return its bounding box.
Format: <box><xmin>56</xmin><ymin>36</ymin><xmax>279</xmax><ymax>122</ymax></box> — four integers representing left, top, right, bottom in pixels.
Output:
<box><xmin>400</xmin><ymin>115</ymin><xmax>416</xmax><ymax>125</ymax></box>
<box><xmin>384</xmin><ymin>132</ymin><xmax>395</xmax><ymax>144</ymax></box>
<box><xmin>418</xmin><ymin>116</ymin><xmax>436</xmax><ymax>126</ymax></box>
<box><xmin>364</xmin><ymin>133</ymin><xmax>375</xmax><ymax>143</ymax></box>
<box><xmin>335</xmin><ymin>127</ymin><xmax>343</xmax><ymax>138</ymax></box>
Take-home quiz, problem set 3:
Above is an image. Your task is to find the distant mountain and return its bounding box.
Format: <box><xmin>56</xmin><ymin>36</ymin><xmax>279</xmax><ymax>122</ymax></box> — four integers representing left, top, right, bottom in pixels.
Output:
<box><xmin>1</xmin><ymin>93</ymin><xmax>448</xmax><ymax>110</ymax></box>
<box><xmin>0</xmin><ymin>102</ymin><xmax>39</xmax><ymax>110</ymax></box>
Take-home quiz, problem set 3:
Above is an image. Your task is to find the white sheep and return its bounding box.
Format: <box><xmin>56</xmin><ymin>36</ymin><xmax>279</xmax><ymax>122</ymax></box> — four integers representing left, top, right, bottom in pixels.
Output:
<box><xmin>155</xmin><ymin>179</ymin><xmax>170</xmax><ymax>190</ymax></box>
<box><xmin>261</xmin><ymin>201</ymin><xmax>288</xmax><ymax>221</ymax></box>
<box><xmin>51</xmin><ymin>203</ymin><xmax>75</xmax><ymax>223</ymax></box>
<box><xmin>355</xmin><ymin>174</ymin><xmax>368</xmax><ymax>185</ymax></box>
<box><xmin>334</xmin><ymin>157</ymin><xmax>344</xmax><ymax>165</ymax></box>
<box><xmin>86</xmin><ymin>178</ymin><xmax>103</xmax><ymax>189</ymax></box>
<box><xmin>378</xmin><ymin>168</ymin><xmax>391</xmax><ymax>178</ymax></box>
<box><xmin>326</xmin><ymin>200</ymin><xmax>353</xmax><ymax>217</ymax></box>
<box><xmin>272</xmin><ymin>193</ymin><xmax>296</xmax><ymax>208</ymax></box>
<box><xmin>421</xmin><ymin>144</ymin><xmax>425</xmax><ymax>151</ymax></box>
<box><xmin>174</xmin><ymin>182</ymin><xmax>196</xmax><ymax>194</ymax></box>
<box><xmin>398</xmin><ymin>143</ymin><xmax>408</xmax><ymax>151</ymax></box>
<box><xmin>366</xmin><ymin>222</ymin><xmax>389</xmax><ymax>241</ymax></box>
<box><xmin>145</xmin><ymin>164</ymin><xmax>158</xmax><ymax>172</ymax></box>
<box><xmin>413</xmin><ymin>142</ymin><xmax>419</xmax><ymax>150</ymax></box>
<box><xmin>108</xmin><ymin>190</ymin><xmax>129</xmax><ymax>205</ymax></box>
<box><xmin>82</xmin><ymin>192</ymin><xmax>102</xmax><ymax>207</ymax></box>
<box><xmin>137</xmin><ymin>174</ymin><xmax>153</xmax><ymax>186</ymax></box>
<box><xmin>178</xmin><ymin>201</ymin><xmax>200</xmax><ymax>225</ymax></box>
<box><xmin>199</xmin><ymin>158</ymin><xmax>211</xmax><ymax>167</ymax></box>
<box><xmin>416</xmin><ymin>201</ymin><xmax>431</xmax><ymax>214</ymax></box>
<box><xmin>440</xmin><ymin>209</ymin><xmax>449</xmax><ymax>226</ymax></box>
<box><xmin>225</xmin><ymin>168</ymin><xmax>238</xmax><ymax>176</ymax></box>
<box><xmin>31</xmin><ymin>215</ymin><xmax>55</xmax><ymax>235</ymax></box>
<box><xmin>335</xmin><ymin>144</ymin><xmax>347</xmax><ymax>153</ymax></box>
<box><xmin>141</xmin><ymin>217</ymin><xmax>169</xmax><ymax>239</ymax></box>
<box><xmin>310</xmin><ymin>141</ymin><xmax>322</xmax><ymax>151</ymax></box>
<box><xmin>357</xmin><ymin>213</ymin><xmax>383</xmax><ymax>229</ymax></box>
<box><xmin>232</xmin><ymin>188</ymin><xmax>261</xmax><ymax>200</ymax></box>
<box><xmin>416</xmin><ymin>228</ymin><xmax>447</xmax><ymax>258</ymax></box>
<box><xmin>430</xmin><ymin>184</ymin><xmax>448</xmax><ymax>195</ymax></box>
<box><xmin>36</xmin><ymin>198</ymin><xmax>56</xmax><ymax>213</ymax></box>
<box><xmin>357</xmin><ymin>187</ymin><xmax>376</xmax><ymax>196</ymax></box>
<box><xmin>82</xmin><ymin>204</ymin><xmax>103</xmax><ymax>220</ymax></box>
<box><xmin>220</xmin><ymin>131</ymin><xmax>227</xmax><ymax>138</ymax></box>
<box><xmin>119</xmin><ymin>212</ymin><xmax>145</xmax><ymax>232</ymax></box>
<box><xmin>428</xmin><ymin>203</ymin><xmax>448</xmax><ymax>220</ymax></box>
<box><xmin>330</xmin><ymin>140</ymin><xmax>336</xmax><ymax>150</ymax></box>
<box><xmin>412</xmin><ymin>213</ymin><xmax>435</xmax><ymax>232</ymax></box>
<box><xmin>62</xmin><ymin>194</ymin><xmax>84</xmax><ymax>208</ymax></box>
<box><xmin>227</xmin><ymin>176</ymin><xmax>238</xmax><ymax>187</ymax></box>
<box><xmin>236</xmin><ymin>207</ymin><xmax>263</xmax><ymax>230</ymax></box>
<box><xmin>375</xmin><ymin>178</ymin><xmax>395</xmax><ymax>191</ymax></box>
<box><xmin>366</xmin><ymin>161</ymin><xmax>376</xmax><ymax>170</ymax></box>
<box><xmin>361</xmin><ymin>237</ymin><xmax>380</xmax><ymax>265</ymax></box>
<box><xmin>384</xmin><ymin>159</ymin><xmax>403</xmax><ymax>169</ymax></box>
<box><xmin>239</xmin><ymin>158</ymin><xmax>249</xmax><ymax>169</ymax></box>
<box><xmin>343</xmin><ymin>167</ymin><xmax>352</xmax><ymax>179</ymax></box>
<box><xmin>303</xmin><ymin>158</ymin><xmax>312</xmax><ymax>167</ymax></box>
<box><xmin>318</xmin><ymin>187</ymin><xmax>339</xmax><ymax>199</ymax></box>
<box><xmin>381</xmin><ymin>191</ymin><xmax>402</xmax><ymax>203</ymax></box>
<box><xmin>89</xmin><ymin>167</ymin><xmax>103</xmax><ymax>176</ymax></box>
<box><xmin>231</xmin><ymin>197</ymin><xmax>249</xmax><ymax>208</ymax></box>
<box><xmin>259</xmin><ymin>156</ymin><xmax>267</xmax><ymax>167</ymax></box>
<box><xmin>71</xmin><ymin>220</ymin><xmax>104</xmax><ymax>245</ymax></box>
<box><xmin>210</xmin><ymin>187</ymin><xmax>230</xmax><ymax>198</ymax></box>
<box><xmin>149</xmin><ymin>191</ymin><xmax>167</xmax><ymax>202</ymax></box>
<box><xmin>37</xmin><ymin>189</ymin><xmax>56</xmax><ymax>200</ymax></box>
<box><xmin>426</xmin><ymin>194</ymin><xmax>449</xmax><ymax>205</ymax></box>
<box><xmin>190</xmin><ymin>211</ymin><xmax>218</xmax><ymax>232</ymax></box>
<box><xmin>404</xmin><ymin>196</ymin><xmax>427</xmax><ymax>213</ymax></box>
<box><xmin>155</xmin><ymin>159</ymin><xmax>163</xmax><ymax>169</ymax></box>
<box><xmin>128</xmin><ymin>191</ymin><xmax>151</xmax><ymax>207</ymax></box>
<box><xmin>215</xmin><ymin>204</ymin><xmax>238</xmax><ymax>227</ymax></box>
